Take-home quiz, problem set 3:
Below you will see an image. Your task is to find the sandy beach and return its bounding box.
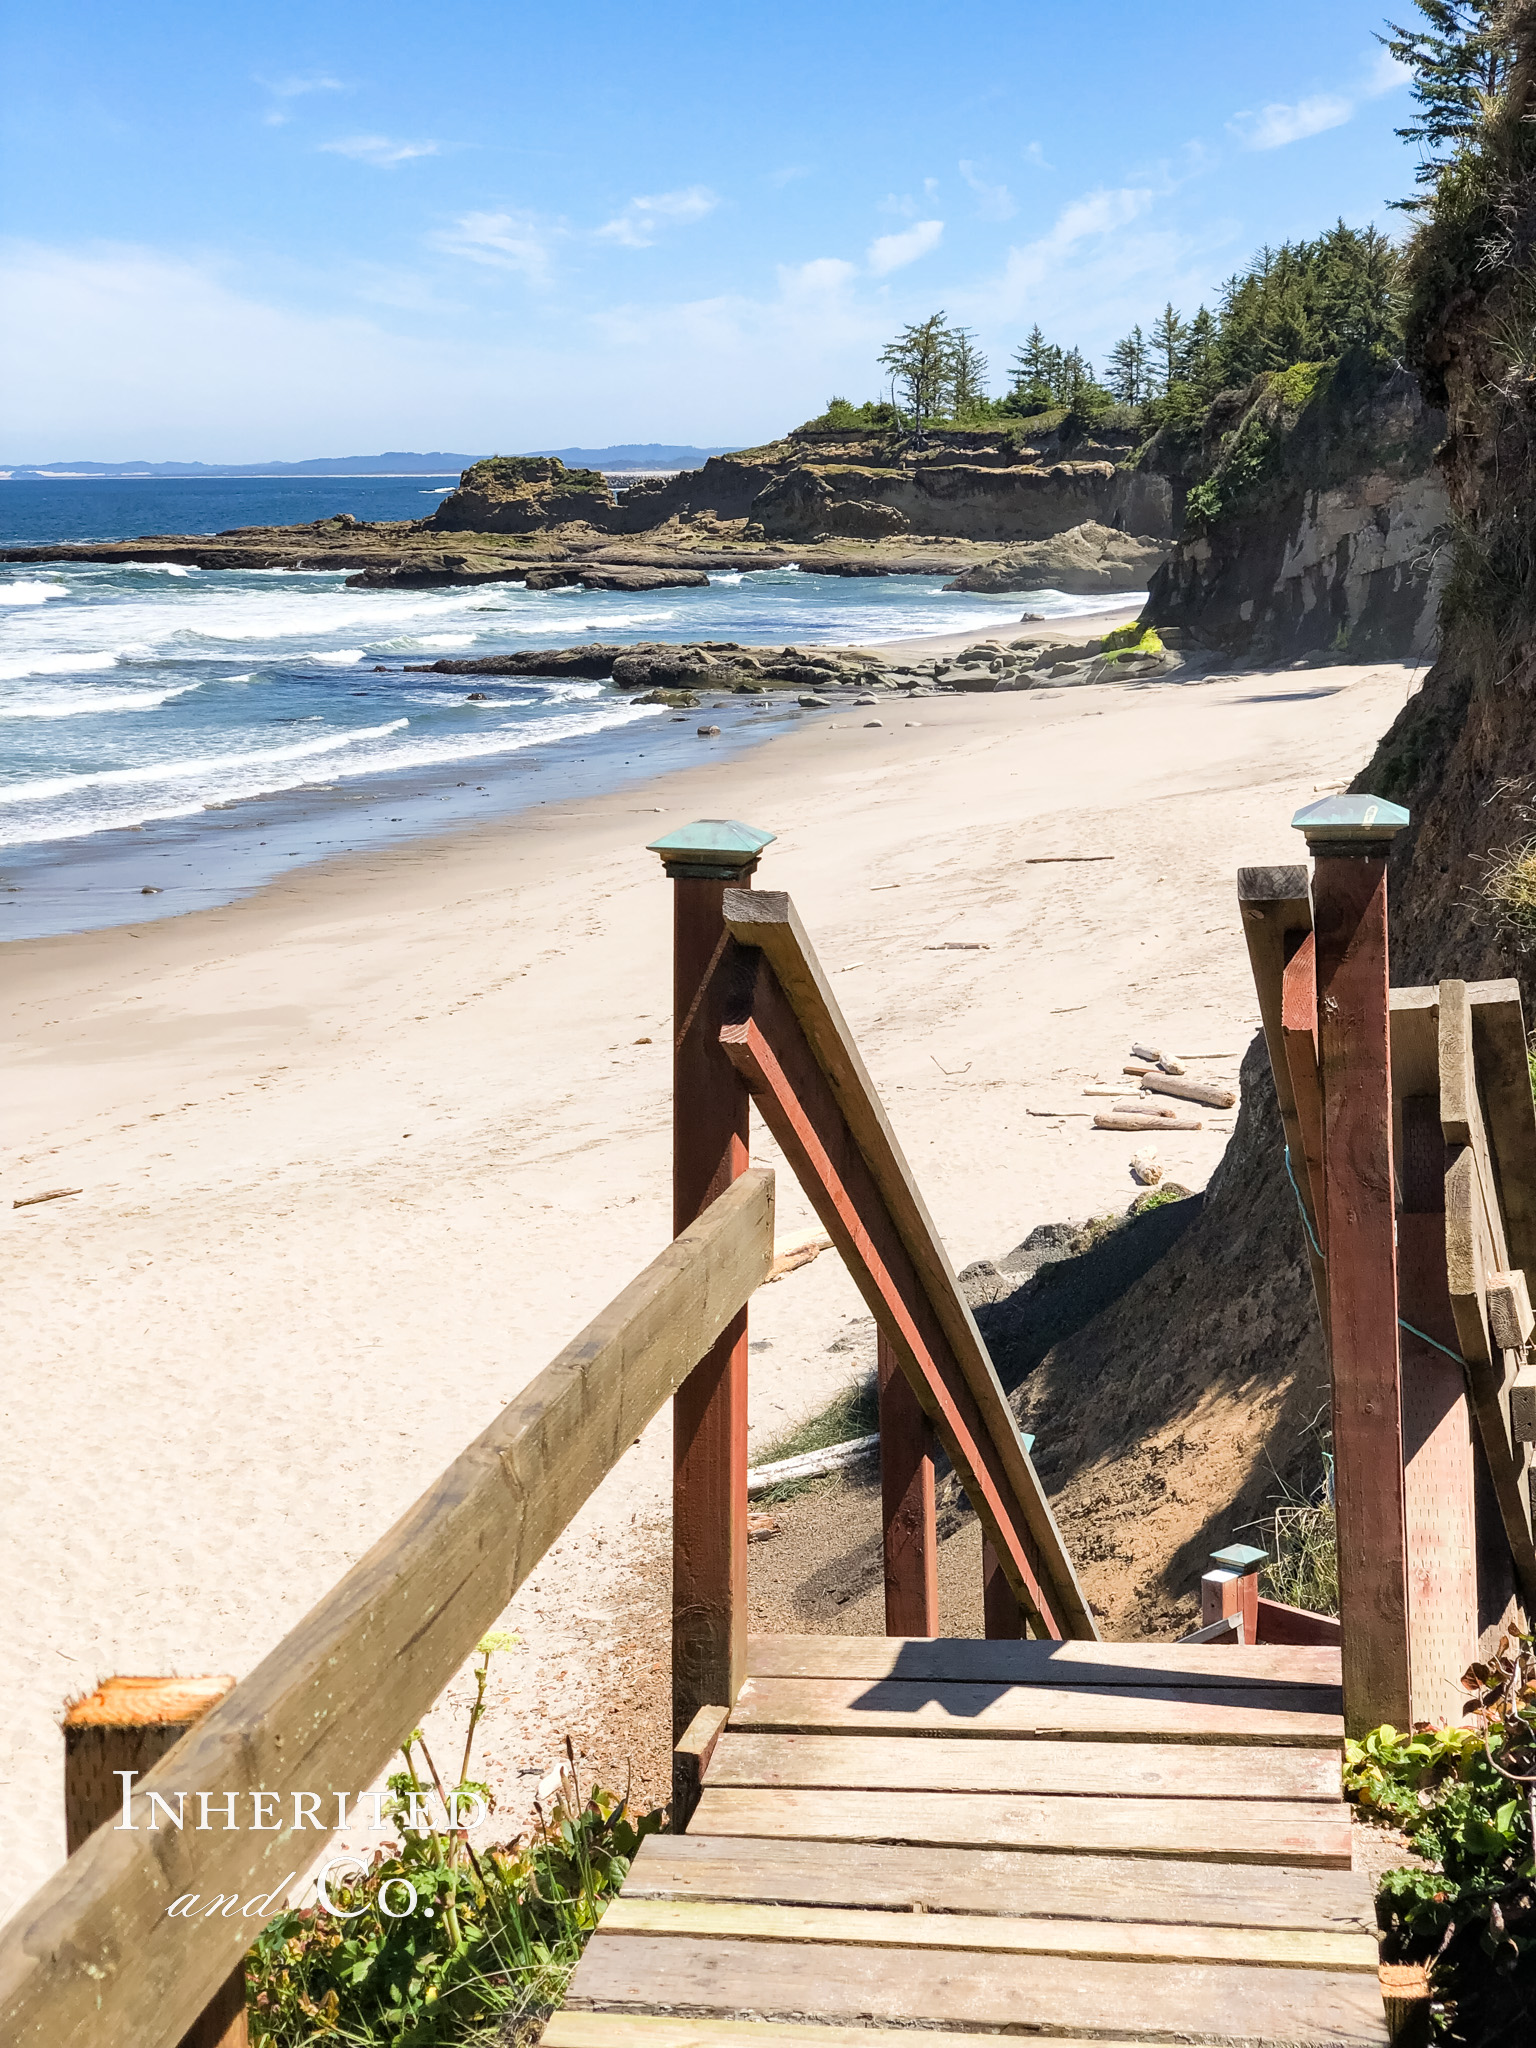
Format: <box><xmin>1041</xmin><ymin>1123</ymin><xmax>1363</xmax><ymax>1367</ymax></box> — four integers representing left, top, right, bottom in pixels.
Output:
<box><xmin>0</xmin><ymin>639</ymin><xmax>1419</xmax><ymax>1912</ymax></box>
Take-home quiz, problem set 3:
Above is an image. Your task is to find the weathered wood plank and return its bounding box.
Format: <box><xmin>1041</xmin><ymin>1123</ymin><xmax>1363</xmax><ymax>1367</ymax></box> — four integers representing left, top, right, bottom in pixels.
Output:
<box><xmin>622</xmin><ymin>1834</ymin><xmax>1379</xmax><ymax>1932</ymax></box>
<box><xmin>745</xmin><ymin>1632</ymin><xmax>1342</xmax><ymax>1690</ymax></box>
<box><xmin>599</xmin><ymin>1898</ymin><xmax>1379</xmax><ymax>1972</ymax></box>
<box><xmin>0</xmin><ymin>1171</ymin><xmax>776</xmax><ymax>2048</ymax></box>
<box><xmin>732</xmin><ymin>1675</ymin><xmax>1345</xmax><ymax>1747</ymax></box>
<box><xmin>705</xmin><ymin>1731</ymin><xmax>1342</xmax><ymax>1801</ymax></box>
<box><xmin>565</xmin><ymin>1934</ymin><xmax>1390</xmax><ymax>2046</ymax></box>
<box><xmin>720</xmin><ymin>889</ymin><xmax>1094</xmax><ymax>1639</ymax></box>
<box><xmin>1466</xmin><ymin>978</ymin><xmax>1536</xmax><ymax>1284</ymax></box>
<box><xmin>545</xmin><ymin>2018</ymin><xmax>1138</xmax><ymax>2048</ymax></box>
<box><xmin>690</xmin><ymin>1787</ymin><xmax>1352</xmax><ymax>1866</ymax></box>
<box><xmin>1444</xmin><ymin>1144</ymin><xmax>1536</xmax><ymax>1592</ymax></box>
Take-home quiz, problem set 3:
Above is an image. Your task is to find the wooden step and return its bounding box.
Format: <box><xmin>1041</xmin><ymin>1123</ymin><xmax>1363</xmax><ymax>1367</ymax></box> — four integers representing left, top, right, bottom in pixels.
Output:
<box><xmin>545</xmin><ymin>2016</ymin><xmax>1151</xmax><ymax>2048</ymax></box>
<box><xmin>623</xmin><ymin>1835</ymin><xmax>1379</xmax><ymax>1932</ymax></box>
<box><xmin>733</xmin><ymin>1674</ymin><xmax>1345</xmax><ymax>1746</ymax></box>
<box><xmin>748</xmin><ymin>1633</ymin><xmax>1342</xmax><ymax>1692</ymax></box>
<box><xmin>566</xmin><ymin>1933</ymin><xmax>1389</xmax><ymax>2045</ymax></box>
<box><xmin>707</xmin><ymin>1730</ymin><xmax>1342</xmax><ymax>1801</ymax></box>
<box><xmin>599</xmin><ymin>1898</ymin><xmax>1380</xmax><ymax>1972</ymax></box>
<box><xmin>691</xmin><ymin>1786</ymin><xmax>1352</xmax><ymax>1866</ymax></box>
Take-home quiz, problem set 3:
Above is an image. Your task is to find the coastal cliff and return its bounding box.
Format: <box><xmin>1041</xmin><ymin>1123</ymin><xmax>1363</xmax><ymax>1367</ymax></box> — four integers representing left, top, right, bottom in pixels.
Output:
<box><xmin>1141</xmin><ymin>354</ymin><xmax>1449</xmax><ymax>660</ymax></box>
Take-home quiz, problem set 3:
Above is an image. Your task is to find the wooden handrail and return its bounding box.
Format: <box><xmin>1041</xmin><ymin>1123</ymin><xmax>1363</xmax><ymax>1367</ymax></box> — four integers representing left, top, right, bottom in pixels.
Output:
<box><xmin>720</xmin><ymin>888</ymin><xmax>1095</xmax><ymax>1641</ymax></box>
<box><xmin>0</xmin><ymin>1169</ymin><xmax>775</xmax><ymax>2048</ymax></box>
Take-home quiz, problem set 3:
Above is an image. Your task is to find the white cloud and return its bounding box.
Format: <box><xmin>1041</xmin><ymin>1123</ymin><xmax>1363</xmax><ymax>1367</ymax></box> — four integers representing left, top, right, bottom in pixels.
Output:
<box><xmin>0</xmin><ymin>237</ymin><xmax>905</xmax><ymax>458</ymax></box>
<box><xmin>1022</xmin><ymin>141</ymin><xmax>1053</xmax><ymax>170</ymax></box>
<box><xmin>959</xmin><ymin>162</ymin><xmax>1016</xmax><ymax>222</ymax></box>
<box><xmin>432</xmin><ymin>210</ymin><xmax>556</xmax><ymax>286</ymax></box>
<box><xmin>1364</xmin><ymin>47</ymin><xmax>1414</xmax><ymax>97</ymax></box>
<box><xmin>1230</xmin><ymin>45</ymin><xmax>1413</xmax><ymax>151</ymax></box>
<box><xmin>866</xmin><ymin>219</ymin><xmax>943</xmax><ymax>276</ymax></box>
<box><xmin>778</xmin><ymin>257</ymin><xmax>858</xmax><ymax>298</ymax></box>
<box><xmin>595</xmin><ymin>186</ymin><xmax>718</xmax><ymax>248</ymax></box>
<box><xmin>1230</xmin><ymin>93</ymin><xmax>1354</xmax><ymax>150</ymax></box>
<box><xmin>766</xmin><ymin>164</ymin><xmax>812</xmax><ymax>189</ymax></box>
<box><xmin>321</xmin><ymin>135</ymin><xmax>440</xmax><ymax>168</ymax></box>
<box><xmin>260</xmin><ymin>73</ymin><xmax>347</xmax><ymax>98</ymax></box>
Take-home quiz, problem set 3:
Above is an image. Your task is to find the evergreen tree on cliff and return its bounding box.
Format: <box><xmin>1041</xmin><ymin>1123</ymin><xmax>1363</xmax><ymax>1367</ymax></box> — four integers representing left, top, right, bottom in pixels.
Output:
<box><xmin>946</xmin><ymin>329</ymin><xmax>990</xmax><ymax>417</ymax></box>
<box><xmin>1107</xmin><ymin>326</ymin><xmax>1149</xmax><ymax>403</ymax></box>
<box><xmin>1009</xmin><ymin>325</ymin><xmax>1063</xmax><ymax>410</ymax></box>
<box><xmin>879</xmin><ymin>314</ymin><xmax>957</xmax><ymax>437</ymax></box>
<box><xmin>1381</xmin><ymin>1</ymin><xmax>1514</xmax><ymax>199</ymax></box>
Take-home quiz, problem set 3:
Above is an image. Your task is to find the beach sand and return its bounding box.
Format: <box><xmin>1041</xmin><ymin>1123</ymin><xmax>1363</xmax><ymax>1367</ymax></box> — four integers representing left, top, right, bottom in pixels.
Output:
<box><xmin>0</xmin><ymin>641</ymin><xmax>1418</xmax><ymax>1911</ymax></box>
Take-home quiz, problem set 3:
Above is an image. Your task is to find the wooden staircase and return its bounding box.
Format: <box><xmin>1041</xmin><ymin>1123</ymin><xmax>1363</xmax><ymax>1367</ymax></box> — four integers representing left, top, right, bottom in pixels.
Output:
<box><xmin>548</xmin><ymin>1634</ymin><xmax>1384</xmax><ymax>2048</ymax></box>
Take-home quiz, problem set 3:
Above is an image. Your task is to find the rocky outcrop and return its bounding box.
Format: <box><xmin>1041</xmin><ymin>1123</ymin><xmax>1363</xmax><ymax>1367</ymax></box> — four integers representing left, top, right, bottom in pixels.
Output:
<box><xmin>944</xmin><ymin>521</ymin><xmax>1170</xmax><ymax>594</ymax></box>
<box><xmin>425</xmin><ymin>456</ymin><xmax>615</xmax><ymax>534</ymax></box>
<box><xmin>521</xmin><ymin>565</ymin><xmax>708</xmax><ymax>592</ymax></box>
<box><xmin>1143</xmin><ymin>356</ymin><xmax>1448</xmax><ymax>660</ymax></box>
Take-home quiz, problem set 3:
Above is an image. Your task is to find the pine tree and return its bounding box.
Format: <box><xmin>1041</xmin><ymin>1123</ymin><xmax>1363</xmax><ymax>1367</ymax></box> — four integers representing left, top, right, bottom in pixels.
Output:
<box><xmin>879</xmin><ymin>314</ymin><xmax>957</xmax><ymax>435</ymax></box>
<box><xmin>1150</xmin><ymin>304</ymin><xmax>1188</xmax><ymax>396</ymax></box>
<box><xmin>1106</xmin><ymin>326</ymin><xmax>1149</xmax><ymax>404</ymax></box>
<box><xmin>1009</xmin><ymin>325</ymin><xmax>1061</xmax><ymax>410</ymax></box>
<box><xmin>1178</xmin><ymin>307</ymin><xmax>1220</xmax><ymax>394</ymax></box>
<box><xmin>1056</xmin><ymin>347</ymin><xmax>1094</xmax><ymax>400</ymax></box>
<box><xmin>1380</xmin><ymin>2</ymin><xmax>1512</xmax><ymax>196</ymax></box>
<box><xmin>947</xmin><ymin>328</ymin><xmax>990</xmax><ymax>417</ymax></box>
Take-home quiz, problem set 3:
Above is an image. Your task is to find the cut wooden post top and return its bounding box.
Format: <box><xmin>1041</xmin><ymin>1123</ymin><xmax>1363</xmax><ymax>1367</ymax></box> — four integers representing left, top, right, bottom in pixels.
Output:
<box><xmin>62</xmin><ymin>1674</ymin><xmax>235</xmax><ymax>1730</ymax></box>
<box><xmin>648</xmin><ymin>820</ymin><xmax>776</xmax><ymax>880</ymax></box>
<box><xmin>1291</xmin><ymin>794</ymin><xmax>1409</xmax><ymax>847</ymax></box>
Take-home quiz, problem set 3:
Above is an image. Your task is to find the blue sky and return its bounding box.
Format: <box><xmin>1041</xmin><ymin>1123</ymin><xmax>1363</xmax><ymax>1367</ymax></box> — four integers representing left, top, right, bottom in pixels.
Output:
<box><xmin>1</xmin><ymin>0</ymin><xmax>1424</xmax><ymax>460</ymax></box>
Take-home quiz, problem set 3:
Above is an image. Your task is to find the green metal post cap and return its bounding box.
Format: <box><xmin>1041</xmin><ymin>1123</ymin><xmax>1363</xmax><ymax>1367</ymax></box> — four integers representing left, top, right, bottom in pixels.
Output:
<box><xmin>1290</xmin><ymin>794</ymin><xmax>1409</xmax><ymax>844</ymax></box>
<box><xmin>1210</xmin><ymin>1542</ymin><xmax>1268</xmax><ymax>1572</ymax></box>
<box><xmin>647</xmin><ymin>819</ymin><xmax>776</xmax><ymax>879</ymax></box>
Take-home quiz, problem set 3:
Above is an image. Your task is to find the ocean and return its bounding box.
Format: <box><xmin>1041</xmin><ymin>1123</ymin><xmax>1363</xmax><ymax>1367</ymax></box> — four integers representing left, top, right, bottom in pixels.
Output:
<box><xmin>0</xmin><ymin>480</ymin><xmax>1131</xmax><ymax>940</ymax></box>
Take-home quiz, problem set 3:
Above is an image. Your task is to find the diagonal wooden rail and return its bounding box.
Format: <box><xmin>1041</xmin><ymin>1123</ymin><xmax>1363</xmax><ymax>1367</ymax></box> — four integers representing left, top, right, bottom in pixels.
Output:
<box><xmin>0</xmin><ymin>1170</ymin><xmax>775</xmax><ymax>2048</ymax></box>
<box><xmin>718</xmin><ymin>888</ymin><xmax>1094</xmax><ymax>1641</ymax></box>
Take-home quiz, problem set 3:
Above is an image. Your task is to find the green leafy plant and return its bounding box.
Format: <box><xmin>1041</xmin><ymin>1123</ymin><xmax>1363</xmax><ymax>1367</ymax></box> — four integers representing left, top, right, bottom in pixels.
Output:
<box><xmin>246</xmin><ymin>1635</ymin><xmax>662</xmax><ymax>2047</ymax></box>
<box><xmin>1345</xmin><ymin>1631</ymin><xmax>1536</xmax><ymax>2037</ymax></box>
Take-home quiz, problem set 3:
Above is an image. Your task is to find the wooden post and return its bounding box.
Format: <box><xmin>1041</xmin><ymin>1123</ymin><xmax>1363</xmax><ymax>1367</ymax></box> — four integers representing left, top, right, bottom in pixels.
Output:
<box><xmin>982</xmin><ymin>1540</ymin><xmax>1024</xmax><ymax>1638</ymax></box>
<box><xmin>1293</xmin><ymin>794</ymin><xmax>1412</xmax><ymax>1735</ymax></box>
<box><xmin>878</xmin><ymin>1330</ymin><xmax>938</xmax><ymax>1636</ymax></box>
<box><xmin>1202</xmin><ymin>1543</ymin><xmax>1265</xmax><ymax>1645</ymax></box>
<box><xmin>63</xmin><ymin>1676</ymin><xmax>248</xmax><ymax>2048</ymax></box>
<box><xmin>649</xmin><ymin>820</ymin><xmax>775</xmax><ymax>1741</ymax></box>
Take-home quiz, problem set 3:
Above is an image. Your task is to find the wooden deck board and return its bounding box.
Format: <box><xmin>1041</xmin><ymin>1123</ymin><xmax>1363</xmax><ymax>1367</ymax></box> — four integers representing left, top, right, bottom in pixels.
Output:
<box><xmin>746</xmin><ymin>1633</ymin><xmax>1343</xmax><ymax>1691</ymax></box>
<box><xmin>565</xmin><ymin>1934</ymin><xmax>1388</xmax><ymax>2046</ymax></box>
<box><xmin>546</xmin><ymin>2018</ymin><xmax>1152</xmax><ymax>2048</ymax></box>
<box><xmin>733</xmin><ymin>1674</ymin><xmax>1345</xmax><ymax>1746</ymax></box>
<box><xmin>543</xmin><ymin>1633</ymin><xmax>1383</xmax><ymax>2048</ymax></box>
<box><xmin>691</xmin><ymin>1786</ymin><xmax>1352</xmax><ymax>1866</ymax></box>
<box><xmin>621</xmin><ymin>1835</ymin><xmax>1379</xmax><ymax>1931</ymax></box>
<box><xmin>599</xmin><ymin>1899</ymin><xmax>1380</xmax><ymax>1972</ymax></box>
<box><xmin>707</xmin><ymin>1730</ymin><xmax>1342</xmax><ymax>1801</ymax></box>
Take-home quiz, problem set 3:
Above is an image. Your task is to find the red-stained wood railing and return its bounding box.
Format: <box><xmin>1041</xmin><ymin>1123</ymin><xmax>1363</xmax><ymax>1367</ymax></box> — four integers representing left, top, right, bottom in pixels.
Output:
<box><xmin>717</xmin><ymin>887</ymin><xmax>1095</xmax><ymax>1643</ymax></box>
<box><xmin>1244</xmin><ymin>803</ymin><xmax>1536</xmax><ymax>1735</ymax></box>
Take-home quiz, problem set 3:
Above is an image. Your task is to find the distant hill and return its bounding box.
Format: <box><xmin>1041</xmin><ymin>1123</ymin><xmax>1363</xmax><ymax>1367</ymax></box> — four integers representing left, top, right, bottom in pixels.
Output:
<box><xmin>528</xmin><ymin>444</ymin><xmax>732</xmax><ymax>471</ymax></box>
<box><xmin>2</xmin><ymin>453</ymin><xmax>473</xmax><ymax>478</ymax></box>
<box><xmin>3</xmin><ymin>444</ymin><xmax>736</xmax><ymax>480</ymax></box>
